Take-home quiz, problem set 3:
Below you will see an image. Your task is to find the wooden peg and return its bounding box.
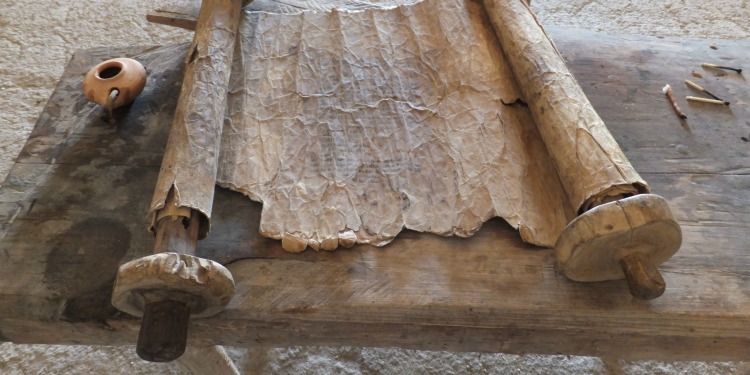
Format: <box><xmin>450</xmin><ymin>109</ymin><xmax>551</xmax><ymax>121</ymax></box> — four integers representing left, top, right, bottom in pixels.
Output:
<box><xmin>620</xmin><ymin>252</ymin><xmax>666</xmax><ymax>300</ymax></box>
<box><xmin>137</xmin><ymin>299</ymin><xmax>191</xmax><ymax>362</ymax></box>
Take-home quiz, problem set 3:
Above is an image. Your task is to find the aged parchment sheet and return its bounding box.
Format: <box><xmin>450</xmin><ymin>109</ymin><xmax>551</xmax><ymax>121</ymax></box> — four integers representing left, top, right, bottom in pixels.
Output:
<box><xmin>151</xmin><ymin>0</ymin><xmax>646</xmax><ymax>252</ymax></box>
<box><xmin>218</xmin><ymin>0</ymin><xmax>570</xmax><ymax>252</ymax></box>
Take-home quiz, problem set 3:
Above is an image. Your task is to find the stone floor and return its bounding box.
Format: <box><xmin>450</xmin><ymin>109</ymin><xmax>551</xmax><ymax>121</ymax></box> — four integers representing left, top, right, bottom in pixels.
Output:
<box><xmin>0</xmin><ymin>0</ymin><xmax>748</xmax><ymax>374</ymax></box>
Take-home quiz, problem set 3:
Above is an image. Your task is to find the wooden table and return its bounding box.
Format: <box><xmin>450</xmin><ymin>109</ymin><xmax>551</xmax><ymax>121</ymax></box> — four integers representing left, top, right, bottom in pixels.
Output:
<box><xmin>0</xmin><ymin>28</ymin><xmax>748</xmax><ymax>361</ymax></box>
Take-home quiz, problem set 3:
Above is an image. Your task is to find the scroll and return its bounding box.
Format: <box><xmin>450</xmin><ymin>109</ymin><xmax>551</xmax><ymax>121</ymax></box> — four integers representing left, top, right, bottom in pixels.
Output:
<box><xmin>215</xmin><ymin>0</ymin><xmax>657</xmax><ymax>247</ymax></box>
<box><xmin>108</xmin><ymin>0</ymin><xmax>683</xmax><ymax>362</ymax></box>
<box><xmin>216</xmin><ymin>0</ymin><xmax>681</xmax><ymax>298</ymax></box>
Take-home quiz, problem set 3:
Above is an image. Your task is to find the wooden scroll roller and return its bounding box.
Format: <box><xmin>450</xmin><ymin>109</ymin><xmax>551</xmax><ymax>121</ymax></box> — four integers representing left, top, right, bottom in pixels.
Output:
<box><xmin>111</xmin><ymin>0</ymin><xmax>248</xmax><ymax>362</ymax></box>
<box><xmin>485</xmin><ymin>0</ymin><xmax>681</xmax><ymax>300</ymax></box>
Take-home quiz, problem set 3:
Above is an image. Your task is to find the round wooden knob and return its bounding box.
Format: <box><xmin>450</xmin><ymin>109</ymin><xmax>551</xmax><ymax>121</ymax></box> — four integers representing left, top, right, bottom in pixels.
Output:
<box><xmin>82</xmin><ymin>57</ymin><xmax>146</xmax><ymax>109</ymax></box>
<box><xmin>111</xmin><ymin>252</ymin><xmax>235</xmax><ymax>319</ymax></box>
<box><xmin>555</xmin><ymin>194</ymin><xmax>682</xmax><ymax>300</ymax></box>
<box><xmin>112</xmin><ymin>253</ymin><xmax>235</xmax><ymax>361</ymax></box>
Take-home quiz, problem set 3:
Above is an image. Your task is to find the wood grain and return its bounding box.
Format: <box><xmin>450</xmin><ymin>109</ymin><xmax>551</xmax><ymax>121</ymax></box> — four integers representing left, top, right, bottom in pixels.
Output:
<box><xmin>0</xmin><ymin>28</ymin><xmax>748</xmax><ymax>360</ymax></box>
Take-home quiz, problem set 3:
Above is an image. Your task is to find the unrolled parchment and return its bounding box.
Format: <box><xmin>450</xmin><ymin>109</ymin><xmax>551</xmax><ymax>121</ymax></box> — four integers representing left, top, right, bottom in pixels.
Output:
<box><xmin>218</xmin><ymin>0</ymin><xmax>585</xmax><ymax>251</ymax></box>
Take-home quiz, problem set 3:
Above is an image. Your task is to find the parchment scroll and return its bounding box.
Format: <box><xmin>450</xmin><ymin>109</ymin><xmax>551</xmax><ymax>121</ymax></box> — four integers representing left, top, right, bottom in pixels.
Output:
<box><xmin>165</xmin><ymin>0</ymin><xmax>646</xmax><ymax>252</ymax></box>
<box><xmin>150</xmin><ymin>0</ymin><xmax>242</xmax><ymax>239</ymax></box>
<box><xmin>484</xmin><ymin>0</ymin><xmax>647</xmax><ymax>213</ymax></box>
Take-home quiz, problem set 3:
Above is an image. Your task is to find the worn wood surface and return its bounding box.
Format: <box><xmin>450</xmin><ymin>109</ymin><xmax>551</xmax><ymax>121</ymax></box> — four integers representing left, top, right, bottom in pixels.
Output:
<box><xmin>0</xmin><ymin>28</ymin><xmax>748</xmax><ymax>360</ymax></box>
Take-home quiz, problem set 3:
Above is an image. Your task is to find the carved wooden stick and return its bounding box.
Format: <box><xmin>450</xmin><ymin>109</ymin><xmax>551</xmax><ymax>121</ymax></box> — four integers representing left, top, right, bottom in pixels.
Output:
<box><xmin>663</xmin><ymin>84</ymin><xmax>688</xmax><ymax>120</ymax></box>
<box><xmin>112</xmin><ymin>0</ymin><xmax>246</xmax><ymax>362</ymax></box>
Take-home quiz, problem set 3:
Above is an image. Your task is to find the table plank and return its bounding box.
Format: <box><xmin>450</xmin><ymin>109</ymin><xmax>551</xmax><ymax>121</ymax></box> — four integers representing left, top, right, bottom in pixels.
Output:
<box><xmin>0</xmin><ymin>27</ymin><xmax>748</xmax><ymax>360</ymax></box>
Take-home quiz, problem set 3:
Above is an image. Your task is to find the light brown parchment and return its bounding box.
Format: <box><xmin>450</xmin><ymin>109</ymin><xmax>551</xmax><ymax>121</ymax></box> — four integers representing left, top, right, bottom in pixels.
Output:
<box><xmin>218</xmin><ymin>0</ymin><xmax>585</xmax><ymax>251</ymax></box>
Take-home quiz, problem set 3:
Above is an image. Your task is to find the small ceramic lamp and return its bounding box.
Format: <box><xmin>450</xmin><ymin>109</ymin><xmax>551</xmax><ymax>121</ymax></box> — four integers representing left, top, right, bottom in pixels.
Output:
<box><xmin>83</xmin><ymin>58</ymin><xmax>147</xmax><ymax>109</ymax></box>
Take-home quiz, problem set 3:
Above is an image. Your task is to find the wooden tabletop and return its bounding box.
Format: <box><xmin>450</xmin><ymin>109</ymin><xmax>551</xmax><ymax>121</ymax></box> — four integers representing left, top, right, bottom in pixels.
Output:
<box><xmin>0</xmin><ymin>27</ymin><xmax>748</xmax><ymax>361</ymax></box>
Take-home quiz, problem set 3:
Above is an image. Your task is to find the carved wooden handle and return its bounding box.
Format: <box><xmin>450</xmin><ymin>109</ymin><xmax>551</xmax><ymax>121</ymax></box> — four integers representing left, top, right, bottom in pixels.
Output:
<box><xmin>620</xmin><ymin>252</ymin><xmax>666</xmax><ymax>300</ymax></box>
<box><xmin>137</xmin><ymin>300</ymin><xmax>191</xmax><ymax>362</ymax></box>
<box><xmin>135</xmin><ymin>207</ymin><xmax>200</xmax><ymax>362</ymax></box>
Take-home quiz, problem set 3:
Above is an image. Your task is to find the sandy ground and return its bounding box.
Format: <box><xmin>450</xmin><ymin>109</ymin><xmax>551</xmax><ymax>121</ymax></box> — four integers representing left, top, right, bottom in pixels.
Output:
<box><xmin>0</xmin><ymin>0</ymin><xmax>748</xmax><ymax>374</ymax></box>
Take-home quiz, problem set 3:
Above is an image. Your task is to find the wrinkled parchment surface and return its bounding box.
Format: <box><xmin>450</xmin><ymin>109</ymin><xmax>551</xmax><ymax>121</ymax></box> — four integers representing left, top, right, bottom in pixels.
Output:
<box><xmin>217</xmin><ymin>0</ymin><xmax>585</xmax><ymax>251</ymax></box>
<box><xmin>205</xmin><ymin>0</ymin><xmax>647</xmax><ymax>252</ymax></box>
